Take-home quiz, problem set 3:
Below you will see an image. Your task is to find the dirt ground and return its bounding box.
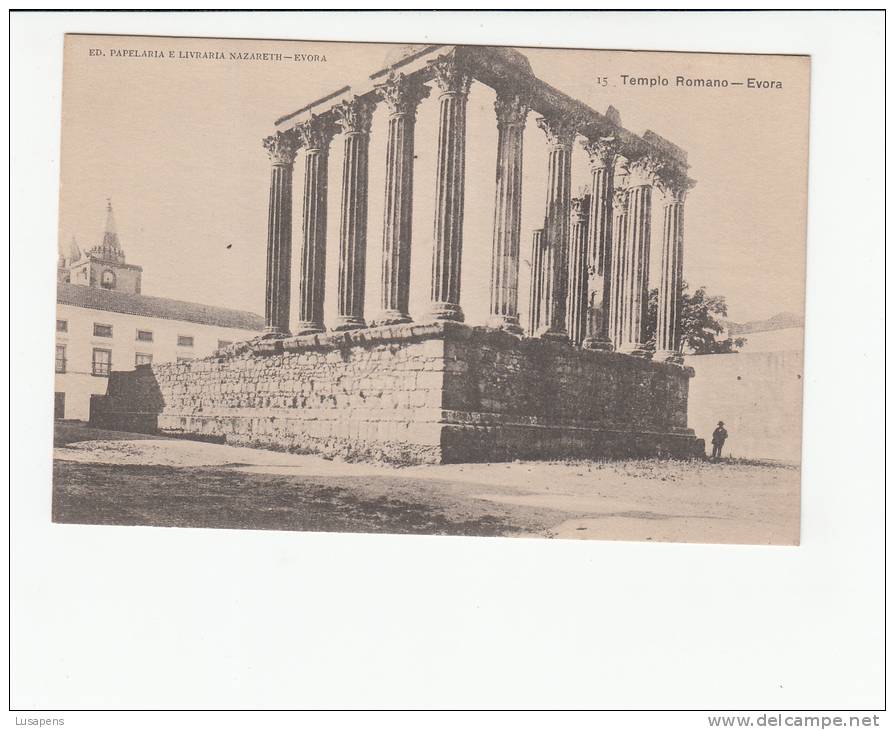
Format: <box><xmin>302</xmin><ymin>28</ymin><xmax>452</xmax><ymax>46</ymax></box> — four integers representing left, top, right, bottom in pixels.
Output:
<box><xmin>52</xmin><ymin>423</ymin><xmax>801</xmax><ymax>545</ymax></box>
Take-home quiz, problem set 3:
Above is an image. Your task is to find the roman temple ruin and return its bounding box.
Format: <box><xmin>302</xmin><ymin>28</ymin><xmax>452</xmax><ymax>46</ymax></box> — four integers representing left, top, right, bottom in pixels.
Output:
<box><xmin>92</xmin><ymin>45</ymin><xmax>704</xmax><ymax>463</ymax></box>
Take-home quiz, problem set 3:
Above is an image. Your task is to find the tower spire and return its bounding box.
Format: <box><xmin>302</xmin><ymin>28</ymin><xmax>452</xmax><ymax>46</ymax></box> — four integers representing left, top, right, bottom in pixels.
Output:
<box><xmin>88</xmin><ymin>198</ymin><xmax>125</xmax><ymax>263</ymax></box>
<box><xmin>104</xmin><ymin>198</ymin><xmax>117</xmax><ymax>236</ymax></box>
<box><xmin>67</xmin><ymin>234</ymin><xmax>81</xmax><ymax>263</ymax></box>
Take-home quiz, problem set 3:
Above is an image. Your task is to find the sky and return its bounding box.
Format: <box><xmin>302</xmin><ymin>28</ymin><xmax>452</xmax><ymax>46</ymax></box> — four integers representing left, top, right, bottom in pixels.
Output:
<box><xmin>58</xmin><ymin>35</ymin><xmax>810</xmax><ymax>326</ymax></box>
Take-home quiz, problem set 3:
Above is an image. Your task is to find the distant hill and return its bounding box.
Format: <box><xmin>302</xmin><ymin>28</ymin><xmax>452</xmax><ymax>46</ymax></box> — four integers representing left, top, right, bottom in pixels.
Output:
<box><xmin>727</xmin><ymin>312</ymin><xmax>804</xmax><ymax>336</ymax></box>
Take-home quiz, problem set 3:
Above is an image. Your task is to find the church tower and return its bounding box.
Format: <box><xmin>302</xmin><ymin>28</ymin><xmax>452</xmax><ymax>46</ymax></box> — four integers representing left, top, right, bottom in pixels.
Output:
<box><xmin>62</xmin><ymin>200</ymin><xmax>143</xmax><ymax>294</ymax></box>
<box><xmin>87</xmin><ymin>199</ymin><xmax>127</xmax><ymax>265</ymax></box>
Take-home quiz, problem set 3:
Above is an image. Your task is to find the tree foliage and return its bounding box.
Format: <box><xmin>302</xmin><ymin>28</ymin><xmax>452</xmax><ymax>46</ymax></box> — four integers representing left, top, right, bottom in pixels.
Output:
<box><xmin>644</xmin><ymin>283</ymin><xmax>746</xmax><ymax>355</ymax></box>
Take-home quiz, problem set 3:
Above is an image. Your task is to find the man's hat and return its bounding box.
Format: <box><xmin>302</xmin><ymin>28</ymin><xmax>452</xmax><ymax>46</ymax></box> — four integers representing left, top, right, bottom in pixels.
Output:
<box><xmin>718</xmin><ymin>421</ymin><xmax>724</xmax><ymax>426</ymax></box>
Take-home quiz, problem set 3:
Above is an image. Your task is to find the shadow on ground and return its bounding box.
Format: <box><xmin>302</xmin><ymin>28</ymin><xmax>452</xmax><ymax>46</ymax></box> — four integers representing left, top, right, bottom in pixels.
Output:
<box><xmin>52</xmin><ymin>461</ymin><xmax>571</xmax><ymax>537</ymax></box>
<box><xmin>53</xmin><ymin>422</ymin><xmax>168</xmax><ymax>447</ymax></box>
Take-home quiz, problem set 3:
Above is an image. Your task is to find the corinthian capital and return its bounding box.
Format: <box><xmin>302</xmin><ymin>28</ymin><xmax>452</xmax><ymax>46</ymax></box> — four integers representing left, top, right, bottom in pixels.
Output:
<box><xmin>570</xmin><ymin>191</ymin><xmax>591</xmax><ymax>222</ymax></box>
<box><xmin>494</xmin><ymin>92</ymin><xmax>530</xmax><ymax>128</ymax></box>
<box><xmin>582</xmin><ymin>136</ymin><xmax>622</xmax><ymax>171</ymax></box>
<box><xmin>628</xmin><ymin>153</ymin><xmax>692</xmax><ymax>195</ymax></box>
<box><xmin>428</xmin><ymin>54</ymin><xmax>473</xmax><ymax>96</ymax></box>
<box><xmin>262</xmin><ymin>130</ymin><xmax>300</xmax><ymax>165</ymax></box>
<box><xmin>612</xmin><ymin>186</ymin><xmax>629</xmax><ymax>212</ymax></box>
<box><xmin>295</xmin><ymin>114</ymin><xmax>339</xmax><ymax>151</ymax></box>
<box><xmin>626</xmin><ymin>154</ymin><xmax>666</xmax><ymax>188</ymax></box>
<box><xmin>333</xmin><ymin>96</ymin><xmax>377</xmax><ymax>135</ymax></box>
<box><xmin>536</xmin><ymin>116</ymin><xmax>577</xmax><ymax>150</ymax></box>
<box><xmin>655</xmin><ymin>166</ymin><xmax>694</xmax><ymax>202</ymax></box>
<box><xmin>375</xmin><ymin>71</ymin><xmax>431</xmax><ymax>117</ymax></box>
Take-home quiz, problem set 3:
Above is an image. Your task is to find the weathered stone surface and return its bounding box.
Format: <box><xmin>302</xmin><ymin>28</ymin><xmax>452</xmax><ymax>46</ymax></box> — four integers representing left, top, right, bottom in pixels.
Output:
<box><xmin>294</xmin><ymin>115</ymin><xmax>337</xmax><ymax>335</ymax></box>
<box><xmin>333</xmin><ymin>97</ymin><xmax>376</xmax><ymax>331</ymax></box>
<box><xmin>426</xmin><ymin>53</ymin><xmax>471</xmax><ymax>323</ymax></box>
<box><xmin>581</xmin><ymin>137</ymin><xmax>620</xmax><ymax>351</ymax></box>
<box><xmin>374</xmin><ymin>72</ymin><xmax>428</xmax><ymax>326</ymax></box>
<box><xmin>262</xmin><ymin>130</ymin><xmax>299</xmax><ymax>336</ymax></box>
<box><xmin>536</xmin><ymin>116</ymin><xmax>575</xmax><ymax>341</ymax></box>
<box><xmin>655</xmin><ymin>182</ymin><xmax>689</xmax><ymax>364</ymax></box>
<box><xmin>488</xmin><ymin>91</ymin><xmax>529</xmax><ymax>334</ymax></box>
<box><xmin>567</xmin><ymin>192</ymin><xmax>591</xmax><ymax>346</ymax></box>
<box><xmin>91</xmin><ymin>323</ymin><xmax>702</xmax><ymax>465</ymax></box>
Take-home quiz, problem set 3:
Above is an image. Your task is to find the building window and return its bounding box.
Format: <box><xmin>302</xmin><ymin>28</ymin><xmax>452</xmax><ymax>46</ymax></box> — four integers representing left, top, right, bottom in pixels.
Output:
<box><xmin>136</xmin><ymin>329</ymin><xmax>153</xmax><ymax>342</ymax></box>
<box><xmin>176</xmin><ymin>356</ymin><xmax>193</xmax><ymax>364</ymax></box>
<box><xmin>135</xmin><ymin>353</ymin><xmax>153</xmax><ymax>366</ymax></box>
<box><xmin>100</xmin><ymin>269</ymin><xmax>116</xmax><ymax>289</ymax></box>
<box><xmin>217</xmin><ymin>340</ymin><xmax>232</xmax><ymax>349</ymax></box>
<box><xmin>177</xmin><ymin>335</ymin><xmax>194</xmax><ymax>348</ymax></box>
<box><xmin>56</xmin><ymin>319</ymin><xmax>68</xmax><ymax>333</ymax></box>
<box><xmin>55</xmin><ymin>345</ymin><xmax>66</xmax><ymax>373</ymax></box>
<box><xmin>92</xmin><ymin>348</ymin><xmax>112</xmax><ymax>376</ymax></box>
<box><xmin>93</xmin><ymin>323</ymin><xmax>113</xmax><ymax>338</ymax></box>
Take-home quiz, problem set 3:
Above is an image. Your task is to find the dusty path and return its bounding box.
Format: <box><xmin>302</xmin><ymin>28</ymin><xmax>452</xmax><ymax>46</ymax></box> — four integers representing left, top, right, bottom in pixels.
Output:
<box><xmin>53</xmin><ymin>423</ymin><xmax>800</xmax><ymax>544</ymax></box>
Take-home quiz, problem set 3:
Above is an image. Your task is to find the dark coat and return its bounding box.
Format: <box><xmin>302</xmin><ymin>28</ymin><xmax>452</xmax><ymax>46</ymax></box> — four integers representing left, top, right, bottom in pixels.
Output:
<box><xmin>712</xmin><ymin>427</ymin><xmax>728</xmax><ymax>445</ymax></box>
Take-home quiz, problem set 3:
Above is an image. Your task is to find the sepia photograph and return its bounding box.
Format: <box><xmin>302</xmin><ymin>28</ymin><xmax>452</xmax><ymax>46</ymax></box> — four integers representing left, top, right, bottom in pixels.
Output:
<box><xmin>10</xmin><ymin>8</ymin><xmax>886</xmax><ymax>720</ymax></box>
<box><xmin>50</xmin><ymin>34</ymin><xmax>810</xmax><ymax>545</ymax></box>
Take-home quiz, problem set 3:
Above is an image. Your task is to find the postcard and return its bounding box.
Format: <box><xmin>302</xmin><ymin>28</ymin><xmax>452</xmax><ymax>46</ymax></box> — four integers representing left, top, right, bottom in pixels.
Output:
<box><xmin>53</xmin><ymin>34</ymin><xmax>809</xmax><ymax>545</ymax></box>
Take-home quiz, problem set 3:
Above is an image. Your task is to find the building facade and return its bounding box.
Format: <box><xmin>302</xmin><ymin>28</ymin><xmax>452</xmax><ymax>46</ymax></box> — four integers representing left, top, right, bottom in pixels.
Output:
<box><xmin>55</xmin><ymin>202</ymin><xmax>264</xmax><ymax>420</ymax></box>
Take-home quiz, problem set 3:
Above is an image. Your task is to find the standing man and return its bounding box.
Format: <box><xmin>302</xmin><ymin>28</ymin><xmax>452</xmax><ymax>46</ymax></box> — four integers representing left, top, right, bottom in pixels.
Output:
<box><xmin>711</xmin><ymin>421</ymin><xmax>729</xmax><ymax>460</ymax></box>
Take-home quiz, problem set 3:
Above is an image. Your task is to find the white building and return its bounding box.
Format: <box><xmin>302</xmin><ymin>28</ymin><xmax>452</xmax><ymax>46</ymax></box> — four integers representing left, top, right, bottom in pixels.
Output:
<box><xmin>55</xmin><ymin>201</ymin><xmax>265</xmax><ymax>420</ymax></box>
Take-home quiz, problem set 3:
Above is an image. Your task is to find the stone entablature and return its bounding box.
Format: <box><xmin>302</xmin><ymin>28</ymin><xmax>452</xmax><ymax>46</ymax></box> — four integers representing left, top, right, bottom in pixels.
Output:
<box><xmin>275</xmin><ymin>47</ymin><xmax>687</xmax><ymax>168</ymax></box>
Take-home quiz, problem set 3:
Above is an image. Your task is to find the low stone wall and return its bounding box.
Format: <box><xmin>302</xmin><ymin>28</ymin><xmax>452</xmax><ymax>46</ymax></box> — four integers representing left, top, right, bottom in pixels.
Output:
<box><xmin>91</xmin><ymin>321</ymin><xmax>704</xmax><ymax>464</ymax></box>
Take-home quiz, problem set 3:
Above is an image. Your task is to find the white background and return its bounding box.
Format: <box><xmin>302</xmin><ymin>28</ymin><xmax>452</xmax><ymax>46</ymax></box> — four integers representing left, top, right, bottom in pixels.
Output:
<box><xmin>7</xmin><ymin>9</ymin><xmax>887</xmax><ymax>724</ymax></box>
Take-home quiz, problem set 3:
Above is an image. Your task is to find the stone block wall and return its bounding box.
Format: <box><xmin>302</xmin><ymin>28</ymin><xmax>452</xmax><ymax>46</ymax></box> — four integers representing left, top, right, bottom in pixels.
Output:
<box><xmin>91</xmin><ymin>321</ymin><xmax>703</xmax><ymax>464</ymax></box>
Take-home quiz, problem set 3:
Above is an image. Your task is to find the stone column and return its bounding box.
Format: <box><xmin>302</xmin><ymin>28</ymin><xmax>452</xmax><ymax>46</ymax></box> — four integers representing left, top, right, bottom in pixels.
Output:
<box><xmin>655</xmin><ymin>175</ymin><xmax>690</xmax><ymax>363</ymax></box>
<box><xmin>535</xmin><ymin>117</ymin><xmax>576</xmax><ymax>341</ymax></box>
<box><xmin>332</xmin><ymin>97</ymin><xmax>376</xmax><ymax>331</ymax></box>
<box><xmin>608</xmin><ymin>181</ymin><xmax>630</xmax><ymax>349</ymax></box>
<box><xmin>426</xmin><ymin>54</ymin><xmax>472</xmax><ymax>322</ymax></box>
<box><xmin>487</xmin><ymin>92</ymin><xmax>529</xmax><ymax>333</ymax></box>
<box><xmin>262</xmin><ymin>130</ymin><xmax>299</xmax><ymax>337</ymax></box>
<box><xmin>581</xmin><ymin>137</ymin><xmax>620</xmax><ymax>350</ymax></box>
<box><xmin>373</xmin><ymin>72</ymin><xmax>430</xmax><ymax>326</ymax></box>
<box><xmin>616</xmin><ymin>158</ymin><xmax>655</xmax><ymax>357</ymax></box>
<box><xmin>293</xmin><ymin>115</ymin><xmax>338</xmax><ymax>335</ymax></box>
<box><xmin>567</xmin><ymin>191</ymin><xmax>591</xmax><ymax>346</ymax></box>
<box><xmin>527</xmin><ymin>227</ymin><xmax>545</xmax><ymax>336</ymax></box>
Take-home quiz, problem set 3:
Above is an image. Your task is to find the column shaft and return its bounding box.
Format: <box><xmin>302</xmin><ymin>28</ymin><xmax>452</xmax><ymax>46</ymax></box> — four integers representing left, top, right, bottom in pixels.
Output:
<box><xmin>581</xmin><ymin>139</ymin><xmax>619</xmax><ymax>350</ymax></box>
<box><xmin>294</xmin><ymin>117</ymin><xmax>336</xmax><ymax>335</ymax></box>
<box><xmin>378</xmin><ymin>114</ymin><xmax>414</xmax><ymax>324</ymax></box>
<box><xmin>608</xmin><ymin>186</ymin><xmax>629</xmax><ymax>348</ymax></box>
<box><xmin>262</xmin><ymin>131</ymin><xmax>298</xmax><ymax>337</ymax></box>
<box><xmin>427</xmin><ymin>55</ymin><xmax>472</xmax><ymax>322</ymax></box>
<box><xmin>375</xmin><ymin>73</ymin><xmax>429</xmax><ymax>325</ymax></box>
<box><xmin>333</xmin><ymin>98</ymin><xmax>375</xmax><ymax>331</ymax></box>
<box><xmin>488</xmin><ymin>93</ymin><xmax>529</xmax><ymax>333</ymax></box>
<box><xmin>527</xmin><ymin>228</ymin><xmax>545</xmax><ymax>336</ymax></box>
<box><xmin>655</xmin><ymin>187</ymin><xmax>687</xmax><ymax>363</ymax></box>
<box><xmin>617</xmin><ymin>182</ymin><xmax>652</xmax><ymax>356</ymax></box>
<box><xmin>536</xmin><ymin>117</ymin><xmax>575</xmax><ymax>341</ymax></box>
<box><xmin>567</xmin><ymin>193</ymin><xmax>591</xmax><ymax>346</ymax></box>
